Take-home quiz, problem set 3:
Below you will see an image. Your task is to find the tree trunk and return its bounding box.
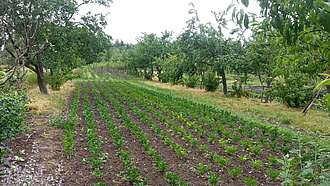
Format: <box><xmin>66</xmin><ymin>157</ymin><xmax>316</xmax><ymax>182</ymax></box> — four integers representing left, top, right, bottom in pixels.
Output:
<box><xmin>150</xmin><ymin>64</ymin><xmax>153</xmax><ymax>81</ymax></box>
<box><xmin>35</xmin><ymin>55</ymin><xmax>48</xmax><ymax>94</ymax></box>
<box><xmin>220</xmin><ymin>69</ymin><xmax>227</xmax><ymax>95</ymax></box>
<box><xmin>258</xmin><ymin>75</ymin><xmax>263</xmax><ymax>85</ymax></box>
<box><xmin>157</xmin><ymin>66</ymin><xmax>162</xmax><ymax>82</ymax></box>
<box><xmin>264</xmin><ymin>81</ymin><xmax>272</xmax><ymax>103</ymax></box>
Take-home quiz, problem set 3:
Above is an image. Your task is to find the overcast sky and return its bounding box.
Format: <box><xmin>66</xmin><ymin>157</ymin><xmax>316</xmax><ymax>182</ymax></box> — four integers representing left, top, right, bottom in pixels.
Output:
<box><xmin>79</xmin><ymin>0</ymin><xmax>261</xmax><ymax>44</ymax></box>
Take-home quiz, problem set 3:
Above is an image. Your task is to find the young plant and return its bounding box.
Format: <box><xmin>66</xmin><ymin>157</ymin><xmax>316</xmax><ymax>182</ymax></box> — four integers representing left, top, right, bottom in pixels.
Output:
<box><xmin>279</xmin><ymin>146</ymin><xmax>291</xmax><ymax>155</ymax></box>
<box><xmin>268</xmin><ymin>140</ymin><xmax>278</xmax><ymax>150</ymax></box>
<box><xmin>154</xmin><ymin>154</ymin><xmax>169</xmax><ymax>173</ymax></box>
<box><xmin>214</xmin><ymin>156</ymin><xmax>232</xmax><ymax>168</ymax></box>
<box><xmin>175</xmin><ymin>147</ymin><xmax>188</xmax><ymax>158</ymax></box>
<box><xmin>240</xmin><ymin>139</ymin><xmax>252</xmax><ymax>149</ymax></box>
<box><xmin>237</xmin><ymin>154</ymin><xmax>249</xmax><ymax>163</ymax></box>
<box><xmin>250</xmin><ymin>144</ymin><xmax>263</xmax><ymax>156</ymax></box>
<box><xmin>223</xmin><ymin>129</ymin><xmax>233</xmax><ymax>138</ymax></box>
<box><xmin>215</xmin><ymin>126</ymin><xmax>225</xmax><ymax>135</ymax></box>
<box><xmin>183</xmin><ymin>134</ymin><xmax>193</xmax><ymax>141</ymax></box>
<box><xmin>190</xmin><ymin>138</ymin><xmax>200</xmax><ymax>146</ymax></box>
<box><xmin>163</xmin><ymin>172</ymin><xmax>190</xmax><ymax>186</ymax></box>
<box><xmin>247</xmin><ymin>130</ymin><xmax>256</xmax><ymax>138</ymax></box>
<box><xmin>231</xmin><ymin>133</ymin><xmax>241</xmax><ymax>143</ymax></box>
<box><xmin>186</xmin><ymin>121</ymin><xmax>196</xmax><ymax>129</ymax></box>
<box><xmin>207</xmin><ymin>151</ymin><xmax>219</xmax><ymax>161</ymax></box>
<box><xmin>206</xmin><ymin>172</ymin><xmax>221</xmax><ymax>186</ymax></box>
<box><xmin>268</xmin><ymin>154</ymin><xmax>278</xmax><ymax>166</ymax></box>
<box><xmin>229</xmin><ymin>165</ymin><xmax>242</xmax><ymax>179</ymax></box>
<box><xmin>241</xmin><ymin>176</ymin><xmax>259</xmax><ymax>186</ymax></box>
<box><xmin>258</xmin><ymin>136</ymin><xmax>266</xmax><ymax>144</ymax></box>
<box><xmin>249</xmin><ymin>158</ymin><xmax>263</xmax><ymax>171</ymax></box>
<box><xmin>199</xmin><ymin>129</ymin><xmax>207</xmax><ymax>137</ymax></box>
<box><xmin>266</xmin><ymin>168</ymin><xmax>280</xmax><ymax>181</ymax></box>
<box><xmin>207</xmin><ymin>132</ymin><xmax>218</xmax><ymax>144</ymax></box>
<box><xmin>162</xmin><ymin>137</ymin><xmax>174</xmax><ymax>146</ymax></box>
<box><xmin>198</xmin><ymin>144</ymin><xmax>209</xmax><ymax>153</ymax></box>
<box><xmin>225</xmin><ymin>145</ymin><xmax>238</xmax><ymax>155</ymax></box>
<box><xmin>218</xmin><ymin>138</ymin><xmax>229</xmax><ymax>148</ymax></box>
<box><xmin>196</xmin><ymin>163</ymin><xmax>212</xmax><ymax>175</ymax></box>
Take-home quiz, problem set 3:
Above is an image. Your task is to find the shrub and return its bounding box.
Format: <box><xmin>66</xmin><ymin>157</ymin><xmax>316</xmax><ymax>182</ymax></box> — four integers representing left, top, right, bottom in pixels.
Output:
<box><xmin>202</xmin><ymin>72</ymin><xmax>220</xmax><ymax>92</ymax></box>
<box><xmin>25</xmin><ymin>73</ymin><xmax>38</xmax><ymax>87</ymax></box>
<box><xmin>157</xmin><ymin>73</ymin><xmax>170</xmax><ymax>83</ymax></box>
<box><xmin>265</xmin><ymin>76</ymin><xmax>314</xmax><ymax>108</ymax></box>
<box><xmin>46</xmin><ymin>70</ymin><xmax>73</xmax><ymax>91</ymax></box>
<box><xmin>0</xmin><ymin>90</ymin><xmax>28</xmax><ymax>180</ymax></box>
<box><xmin>183</xmin><ymin>74</ymin><xmax>200</xmax><ymax>88</ymax></box>
<box><xmin>229</xmin><ymin>81</ymin><xmax>251</xmax><ymax>98</ymax></box>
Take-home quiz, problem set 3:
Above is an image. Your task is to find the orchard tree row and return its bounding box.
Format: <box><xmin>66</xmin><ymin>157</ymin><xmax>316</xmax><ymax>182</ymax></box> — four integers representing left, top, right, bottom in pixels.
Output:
<box><xmin>0</xmin><ymin>0</ymin><xmax>113</xmax><ymax>93</ymax></box>
<box><xmin>106</xmin><ymin>1</ymin><xmax>329</xmax><ymax>110</ymax></box>
<box><xmin>0</xmin><ymin>0</ymin><xmax>113</xmax><ymax>177</ymax></box>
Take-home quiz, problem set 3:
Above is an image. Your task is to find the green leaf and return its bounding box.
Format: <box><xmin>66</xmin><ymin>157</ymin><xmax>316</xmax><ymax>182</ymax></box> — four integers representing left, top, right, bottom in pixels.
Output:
<box><xmin>241</xmin><ymin>0</ymin><xmax>249</xmax><ymax>7</ymax></box>
<box><xmin>227</xmin><ymin>4</ymin><xmax>236</xmax><ymax>13</ymax></box>
<box><xmin>319</xmin><ymin>148</ymin><xmax>330</xmax><ymax>153</ymax></box>
<box><xmin>244</xmin><ymin>13</ymin><xmax>249</xmax><ymax>28</ymax></box>
<box><xmin>318</xmin><ymin>73</ymin><xmax>330</xmax><ymax>77</ymax></box>
<box><xmin>232</xmin><ymin>7</ymin><xmax>237</xmax><ymax>22</ymax></box>
<box><xmin>314</xmin><ymin>78</ymin><xmax>330</xmax><ymax>92</ymax></box>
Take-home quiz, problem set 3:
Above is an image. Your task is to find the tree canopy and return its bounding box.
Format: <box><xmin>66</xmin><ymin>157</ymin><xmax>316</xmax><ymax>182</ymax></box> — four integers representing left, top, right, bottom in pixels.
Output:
<box><xmin>0</xmin><ymin>0</ymin><xmax>112</xmax><ymax>93</ymax></box>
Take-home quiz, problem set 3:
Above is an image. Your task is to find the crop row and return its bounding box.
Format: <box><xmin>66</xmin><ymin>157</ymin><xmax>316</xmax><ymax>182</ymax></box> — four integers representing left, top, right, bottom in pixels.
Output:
<box><xmin>64</xmin><ymin>80</ymin><xmax>330</xmax><ymax>185</ymax></box>
<box><xmin>103</xmin><ymin>80</ymin><xmax>330</xmax><ymax>185</ymax></box>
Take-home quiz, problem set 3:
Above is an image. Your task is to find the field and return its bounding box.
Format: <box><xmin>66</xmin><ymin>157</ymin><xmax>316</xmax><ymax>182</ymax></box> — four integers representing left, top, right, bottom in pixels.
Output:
<box><xmin>3</xmin><ymin>80</ymin><xmax>330</xmax><ymax>186</ymax></box>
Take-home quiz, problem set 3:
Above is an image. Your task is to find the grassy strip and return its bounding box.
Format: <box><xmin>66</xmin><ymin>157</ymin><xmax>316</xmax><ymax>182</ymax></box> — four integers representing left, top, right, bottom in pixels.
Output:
<box><xmin>27</xmin><ymin>81</ymin><xmax>75</xmax><ymax>115</ymax></box>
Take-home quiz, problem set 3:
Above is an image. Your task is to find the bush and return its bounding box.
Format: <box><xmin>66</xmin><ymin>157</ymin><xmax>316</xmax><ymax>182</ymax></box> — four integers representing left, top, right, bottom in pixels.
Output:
<box><xmin>183</xmin><ymin>74</ymin><xmax>200</xmax><ymax>88</ymax></box>
<box><xmin>202</xmin><ymin>72</ymin><xmax>220</xmax><ymax>92</ymax></box>
<box><xmin>25</xmin><ymin>72</ymin><xmax>38</xmax><ymax>87</ymax></box>
<box><xmin>229</xmin><ymin>81</ymin><xmax>251</xmax><ymax>98</ymax></box>
<box><xmin>157</xmin><ymin>73</ymin><xmax>170</xmax><ymax>83</ymax></box>
<box><xmin>0</xmin><ymin>90</ymin><xmax>28</xmax><ymax>180</ymax></box>
<box><xmin>46</xmin><ymin>70</ymin><xmax>73</xmax><ymax>91</ymax></box>
<box><xmin>266</xmin><ymin>76</ymin><xmax>314</xmax><ymax>108</ymax></box>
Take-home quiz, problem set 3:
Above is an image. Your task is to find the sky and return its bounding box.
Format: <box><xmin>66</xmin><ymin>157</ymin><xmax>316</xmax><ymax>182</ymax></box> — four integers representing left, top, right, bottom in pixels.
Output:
<box><xmin>79</xmin><ymin>0</ymin><xmax>261</xmax><ymax>44</ymax></box>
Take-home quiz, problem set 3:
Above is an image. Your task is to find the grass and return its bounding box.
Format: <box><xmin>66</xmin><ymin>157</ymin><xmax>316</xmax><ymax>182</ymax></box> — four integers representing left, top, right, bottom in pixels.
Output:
<box><xmin>134</xmin><ymin>80</ymin><xmax>330</xmax><ymax>134</ymax></box>
<box><xmin>27</xmin><ymin>81</ymin><xmax>75</xmax><ymax>115</ymax></box>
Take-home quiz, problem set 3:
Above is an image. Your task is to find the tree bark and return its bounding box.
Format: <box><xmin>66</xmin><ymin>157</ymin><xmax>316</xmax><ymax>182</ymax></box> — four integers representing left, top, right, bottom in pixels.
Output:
<box><xmin>220</xmin><ymin>69</ymin><xmax>227</xmax><ymax>95</ymax></box>
<box><xmin>264</xmin><ymin>81</ymin><xmax>272</xmax><ymax>103</ymax></box>
<box><xmin>258</xmin><ymin>75</ymin><xmax>263</xmax><ymax>85</ymax></box>
<box><xmin>150</xmin><ymin>64</ymin><xmax>153</xmax><ymax>81</ymax></box>
<box><xmin>157</xmin><ymin>66</ymin><xmax>162</xmax><ymax>82</ymax></box>
<box><xmin>35</xmin><ymin>55</ymin><xmax>48</xmax><ymax>94</ymax></box>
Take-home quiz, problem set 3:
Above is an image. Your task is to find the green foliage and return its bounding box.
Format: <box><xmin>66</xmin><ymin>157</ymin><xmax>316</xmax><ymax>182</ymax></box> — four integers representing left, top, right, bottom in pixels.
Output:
<box><xmin>241</xmin><ymin>176</ymin><xmax>259</xmax><ymax>186</ymax></box>
<box><xmin>183</xmin><ymin>74</ymin><xmax>200</xmax><ymax>88</ymax></box>
<box><xmin>202</xmin><ymin>72</ymin><xmax>220</xmax><ymax>92</ymax></box>
<box><xmin>25</xmin><ymin>73</ymin><xmax>38</xmax><ymax>87</ymax></box>
<box><xmin>206</xmin><ymin>172</ymin><xmax>221</xmax><ymax>186</ymax></box>
<box><xmin>267</xmin><ymin>168</ymin><xmax>280</xmax><ymax>181</ymax></box>
<box><xmin>0</xmin><ymin>90</ymin><xmax>27</xmax><ymax>142</ymax></box>
<box><xmin>241</xmin><ymin>36</ymin><xmax>280</xmax><ymax>87</ymax></box>
<box><xmin>229</xmin><ymin>165</ymin><xmax>242</xmax><ymax>179</ymax></box>
<box><xmin>0</xmin><ymin>90</ymin><xmax>27</xmax><ymax>179</ymax></box>
<box><xmin>229</xmin><ymin>81</ymin><xmax>251</xmax><ymax>98</ymax></box>
<box><xmin>266</xmin><ymin>76</ymin><xmax>314</xmax><ymax>108</ymax></box>
<box><xmin>315</xmin><ymin>74</ymin><xmax>330</xmax><ymax>111</ymax></box>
